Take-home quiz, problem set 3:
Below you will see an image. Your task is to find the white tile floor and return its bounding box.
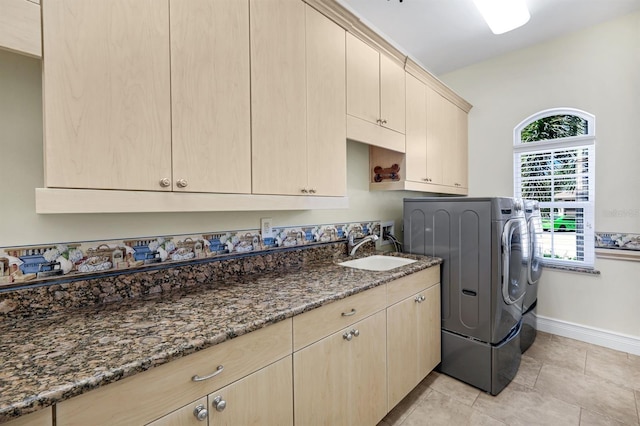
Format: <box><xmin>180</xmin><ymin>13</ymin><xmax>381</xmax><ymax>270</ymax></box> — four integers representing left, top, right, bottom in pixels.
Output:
<box><xmin>379</xmin><ymin>332</ymin><xmax>640</xmax><ymax>425</ymax></box>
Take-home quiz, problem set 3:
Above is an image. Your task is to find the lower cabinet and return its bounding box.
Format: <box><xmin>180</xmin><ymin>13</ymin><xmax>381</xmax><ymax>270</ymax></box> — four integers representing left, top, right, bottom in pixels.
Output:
<box><xmin>4</xmin><ymin>407</ymin><xmax>51</xmax><ymax>426</ymax></box>
<box><xmin>147</xmin><ymin>356</ymin><xmax>292</xmax><ymax>426</ymax></box>
<box><xmin>55</xmin><ymin>319</ymin><xmax>292</xmax><ymax>426</ymax></box>
<box><xmin>293</xmin><ymin>310</ymin><xmax>387</xmax><ymax>426</ymax></box>
<box><xmin>387</xmin><ymin>283</ymin><xmax>441</xmax><ymax>409</ymax></box>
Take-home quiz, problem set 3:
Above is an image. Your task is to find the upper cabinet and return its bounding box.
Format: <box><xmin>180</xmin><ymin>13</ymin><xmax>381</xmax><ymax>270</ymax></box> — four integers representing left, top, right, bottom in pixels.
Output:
<box><xmin>42</xmin><ymin>0</ymin><xmax>172</xmax><ymax>192</ymax></box>
<box><xmin>251</xmin><ymin>0</ymin><xmax>346</xmax><ymax>197</ymax></box>
<box><xmin>38</xmin><ymin>0</ymin><xmax>347</xmax><ymax>212</ymax></box>
<box><xmin>36</xmin><ymin>0</ymin><xmax>469</xmax><ymax>212</ymax></box>
<box><xmin>346</xmin><ymin>33</ymin><xmax>406</xmax><ymax>153</ymax></box>
<box><xmin>305</xmin><ymin>6</ymin><xmax>347</xmax><ymax>197</ymax></box>
<box><xmin>0</xmin><ymin>0</ymin><xmax>41</xmax><ymax>57</ymax></box>
<box><xmin>369</xmin><ymin>65</ymin><xmax>471</xmax><ymax>196</ymax></box>
<box><xmin>43</xmin><ymin>0</ymin><xmax>250</xmax><ymax>194</ymax></box>
<box><xmin>170</xmin><ymin>0</ymin><xmax>251</xmax><ymax>194</ymax></box>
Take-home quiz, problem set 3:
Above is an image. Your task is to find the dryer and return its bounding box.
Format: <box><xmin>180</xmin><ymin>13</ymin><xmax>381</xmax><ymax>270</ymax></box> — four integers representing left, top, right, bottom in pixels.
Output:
<box><xmin>404</xmin><ymin>197</ymin><xmax>528</xmax><ymax>395</ymax></box>
<box><xmin>521</xmin><ymin>199</ymin><xmax>544</xmax><ymax>353</ymax></box>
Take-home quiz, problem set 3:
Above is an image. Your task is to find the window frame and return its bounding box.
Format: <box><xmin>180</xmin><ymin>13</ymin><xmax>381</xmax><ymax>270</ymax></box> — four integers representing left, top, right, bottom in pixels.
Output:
<box><xmin>513</xmin><ymin>107</ymin><xmax>596</xmax><ymax>267</ymax></box>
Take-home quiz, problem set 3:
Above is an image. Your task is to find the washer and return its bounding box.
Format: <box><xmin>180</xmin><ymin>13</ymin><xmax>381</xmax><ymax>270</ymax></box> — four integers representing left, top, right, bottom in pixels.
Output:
<box><xmin>403</xmin><ymin>197</ymin><xmax>528</xmax><ymax>395</ymax></box>
<box><xmin>521</xmin><ymin>199</ymin><xmax>544</xmax><ymax>353</ymax></box>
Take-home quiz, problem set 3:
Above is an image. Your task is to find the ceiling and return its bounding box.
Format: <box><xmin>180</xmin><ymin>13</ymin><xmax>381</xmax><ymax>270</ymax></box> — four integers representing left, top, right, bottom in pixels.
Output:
<box><xmin>338</xmin><ymin>0</ymin><xmax>640</xmax><ymax>75</ymax></box>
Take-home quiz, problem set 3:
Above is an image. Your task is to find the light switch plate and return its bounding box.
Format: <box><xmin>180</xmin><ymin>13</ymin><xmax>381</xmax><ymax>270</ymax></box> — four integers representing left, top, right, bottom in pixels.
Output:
<box><xmin>261</xmin><ymin>217</ymin><xmax>274</xmax><ymax>239</ymax></box>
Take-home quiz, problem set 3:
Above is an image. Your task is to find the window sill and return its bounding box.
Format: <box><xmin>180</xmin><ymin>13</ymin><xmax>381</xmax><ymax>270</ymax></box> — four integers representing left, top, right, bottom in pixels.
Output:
<box><xmin>541</xmin><ymin>262</ymin><xmax>601</xmax><ymax>275</ymax></box>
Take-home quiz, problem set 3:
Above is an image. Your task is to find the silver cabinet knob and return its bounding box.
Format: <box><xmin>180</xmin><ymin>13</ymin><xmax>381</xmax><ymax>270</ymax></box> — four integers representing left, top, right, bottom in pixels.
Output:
<box><xmin>212</xmin><ymin>396</ymin><xmax>227</xmax><ymax>412</ymax></box>
<box><xmin>351</xmin><ymin>329</ymin><xmax>360</xmax><ymax>337</ymax></box>
<box><xmin>177</xmin><ymin>179</ymin><xmax>188</xmax><ymax>188</ymax></box>
<box><xmin>415</xmin><ymin>295</ymin><xmax>426</xmax><ymax>303</ymax></box>
<box><xmin>159</xmin><ymin>178</ymin><xmax>171</xmax><ymax>188</ymax></box>
<box><xmin>301</xmin><ymin>188</ymin><xmax>309</xmax><ymax>194</ymax></box>
<box><xmin>343</xmin><ymin>331</ymin><xmax>353</xmax><ymax>341</ymax></box>
<box><xmin>381</xmin><ymin>119</ymin><xmax>387</xmax><ymax>124</ymax></box>
<box><xmin>309</xmin><ymin>189</ymin><xmax>316</xmax><ymax>194</ymax></box>
<box><xmin>193</xmin><ymin>405</ymin><xmax>208</xmax><ymax>421</ymax></box>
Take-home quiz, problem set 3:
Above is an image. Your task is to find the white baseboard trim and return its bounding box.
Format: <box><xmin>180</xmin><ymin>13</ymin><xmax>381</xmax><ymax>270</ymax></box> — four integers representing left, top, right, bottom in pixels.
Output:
<box><xmin>535</xmin><ymin>314</ymin><xmax>640</xmax><ymax>355</ymax></box>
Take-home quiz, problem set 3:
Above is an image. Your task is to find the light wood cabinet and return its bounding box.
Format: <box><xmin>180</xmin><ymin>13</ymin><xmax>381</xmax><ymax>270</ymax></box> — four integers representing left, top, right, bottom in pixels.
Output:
<box><xmin>4</xmin><ymin>407</ymin><xmax>51</xmax><ymax>426</ymax></box>
<box><xmin>146</xmin><ymin>397</ymin><xmax>208</xmax><ymax>426</ymax></box>
<box><xmin>207</xmin><ymin>356</ymin><xmax>292</xmax><ymax>426</ymax></box>
<box><xmin>405</xmin><ymin>73</ymin><xmax>428</xmax><ymax>183</ymax></box>
<box><xmin>56</xmin><ymin>320</ymin><xmax>292</xmax><ymax>426</ymax></box>
<box><xmin>42</xmin><ymin>0</ymin><xmax>172</xmax><ymax>192</ymax></box>
<box><xmin>293</xmin><ymin>310</ymin><xmax>387</xmax><ymax>426</ymax></box>
<box><xmin>346</xmin><ymin>33</ymin><xmax>405</xmax><ymax>152</ymax></box>
<box><xmin>251</xmin><ymin>0</ymin><xmax>346</xmax><ymax>197</ymax></box>
<box><xmin>148</xmin><ymin>357</ymin><xmax>292</xmax><ymax>426</ymax></box>
<box><xmin>170</xmin><ymin>0</ymin><xmax>251</xmax><ymax>194</ymax></box>
<box><xmin>387</xmin><ymin>282</ymin><xmax>441</xmax><ymax>410</ymax></box>
<box><xmin>369</xmin><ymin>71</ymin><xmax>469</xmax><ymax>195</ymax></box>
<box><xmin>305</xmin><ymin>5</ymin><xmax>347</xmax><ymax>197</ymax></box>
<box><xmin>43</xmin><ymin>0</ymin><xmax>250</xmax><ymax>194</ymax></box>
<box><xmin>0</xmin><ymin>0</ymin><xmax>41</xmax><ymax>57</ymax></box>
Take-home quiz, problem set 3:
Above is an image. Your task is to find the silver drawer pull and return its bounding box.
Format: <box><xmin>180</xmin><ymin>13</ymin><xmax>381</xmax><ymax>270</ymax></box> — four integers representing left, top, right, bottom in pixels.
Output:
<box><xmin>341</xmin><ymin>309</ymin><xmax>356</xmax><ymax>317</ymax></box>
<box><xmin>192</xmin><ymin>365</ymin><xmax>224</xmax><ymax>382</ymax></box>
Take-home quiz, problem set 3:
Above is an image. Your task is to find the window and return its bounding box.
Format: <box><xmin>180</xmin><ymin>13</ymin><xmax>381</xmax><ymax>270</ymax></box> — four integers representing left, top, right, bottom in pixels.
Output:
<box><xmin>514</xmin><ymin>108</ymin><xmax>595</xmax><ymax>267</ymax></box>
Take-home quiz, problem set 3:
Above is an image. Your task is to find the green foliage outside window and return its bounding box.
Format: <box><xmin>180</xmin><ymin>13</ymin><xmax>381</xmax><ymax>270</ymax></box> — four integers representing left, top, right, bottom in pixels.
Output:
<box><xmin>520</xmin><ymin>114</ymin><xmax>588</xmax><ymax>143</ymax></box>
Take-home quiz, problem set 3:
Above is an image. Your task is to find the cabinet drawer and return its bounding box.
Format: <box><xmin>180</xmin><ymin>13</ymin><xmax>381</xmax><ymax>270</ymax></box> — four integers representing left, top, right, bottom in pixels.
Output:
<box><xmin>57</xmin><ymin>319</ymin><xmax>292</xmax><ymax>426</ymax></box>
<box><xmin>387</xmin><ymin>266</ymin><xmax>440</xmax><ymax>306</ymax></box>
<box><xmin>293</xmin><ymin>284</ymin><xmax>386</xmax><ymax>351</ymax></box>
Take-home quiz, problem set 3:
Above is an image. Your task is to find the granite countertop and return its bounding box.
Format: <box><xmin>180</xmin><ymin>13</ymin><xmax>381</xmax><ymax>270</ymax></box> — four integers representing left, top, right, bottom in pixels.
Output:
<box><xmin>0</xmin><ymin>252</ymin><xmax>441</xmax><ymax>422</ymax></box>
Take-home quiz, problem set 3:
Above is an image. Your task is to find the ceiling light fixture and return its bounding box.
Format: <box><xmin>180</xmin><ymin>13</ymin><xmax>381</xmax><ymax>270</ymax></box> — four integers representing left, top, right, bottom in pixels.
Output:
<box><xmin>472</xmin><ymin>0</ymin><xmax>530</xmax><ymax>35</ymax></box>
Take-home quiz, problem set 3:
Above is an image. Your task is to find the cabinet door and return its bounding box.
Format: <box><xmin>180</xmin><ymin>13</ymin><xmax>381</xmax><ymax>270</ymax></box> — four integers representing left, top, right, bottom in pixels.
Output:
<box><xmin>419</xmin><ymin>283</ymin><xmax>441</xmax><ymax>378</ymax></box>
<box><xmin>250</xmin><ymin>0</ymin><xmax>306</xmax><ymax>195</ymax></box>
<box><xmin>208</xmin><ymin>356</ymin><xmax>292</xmax><ymax>426</ymax></box>
<box><xmin>347</xmin><ymin>311</ymin><xmax>388</xmax><ymax>426</ymax></box>
<box><xmin>441</xmin><ymin>100</ymin><xmax>465</xmax><ymax>188</ymax></box>
<box><xmin>346</xmin><ymin>33</ymin><xmax>380</xmax><ymax>126</ymax></box>
<box><xmin>146</xmin><ymin>397</ymin><xmax>207</xmax><ymax>426</ymax></box>
<box><xmin>379</xmin><ymin>54</ymin><xmax>405</xmax><ymax>134</ymax></box>
<box><xmin>387</xmin><ymin>283</ymin><xmax>441</xmax><ymax>410</ymax></box>
<box><xmin>387</xmin><ymin>291</ymin><xmax>421</xmax><ymax>410</ymax></box>
<box><xmin>425</xmin><ymin>86</ymin><xmax>449</xmax><ymax>185</ymax></box>
<box><xmin>294</xmin><ymin>311</ymin><xmax>387</xmax><ymax>426</ymax></box>
<box><xmin>452</xmin><ymin>106</ymin><xmax>469</xmax><ymax>190</ymax></box>
<box><xmin>170</xmin><ymin>0</ymin><xmax>251</xmax><ymax>194</ymax></box>
<box><xmin>43</xmin><ymin>0</ymin><xmax>171</xmax><ymax>191</ymax></box>
<box><xmin>405</xmin><ymin>73</ymin><xmax>427</xmax><ymax>183</ymax></box>
<box><xmin>305</xmin><ymin>5</ymin><xmax>346</xmax><ymax>197</ymax></box>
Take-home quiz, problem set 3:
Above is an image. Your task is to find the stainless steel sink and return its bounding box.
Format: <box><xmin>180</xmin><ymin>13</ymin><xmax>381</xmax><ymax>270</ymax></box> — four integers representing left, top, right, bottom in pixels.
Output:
<box><xmin>338</xmin><ymin>255</ymin><xmax>416</xmax><ymax>271</ymax></box>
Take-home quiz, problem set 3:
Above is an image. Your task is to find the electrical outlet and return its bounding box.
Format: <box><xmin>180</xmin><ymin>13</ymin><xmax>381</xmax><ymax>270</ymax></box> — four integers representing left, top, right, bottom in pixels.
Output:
<box><xmin>381</xmin><ymin>220</ymin><xmax>395</xmax><ymax>246</ymax></box>
<box><xmin>261</xmin><ymin>217</ymin><xmax>274</xmax><ymax>239</ymax></box>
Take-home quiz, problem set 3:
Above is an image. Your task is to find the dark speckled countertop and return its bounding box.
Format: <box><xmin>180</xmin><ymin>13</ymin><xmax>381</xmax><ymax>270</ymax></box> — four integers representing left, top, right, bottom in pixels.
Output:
<box><xmin>0</xmin><ymin>251</ymin><xmax>441</xmax><ymax>423</ymax></box>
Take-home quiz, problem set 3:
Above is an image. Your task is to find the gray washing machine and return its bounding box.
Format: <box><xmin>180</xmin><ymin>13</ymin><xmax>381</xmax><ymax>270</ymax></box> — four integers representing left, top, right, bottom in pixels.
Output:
<box><xmin>403</xmin><ymin>197</ymin><xmax>528</xmax><ymax>395</ymax></box>
<box><xmin>521</xmin><ymin>199</ymin><xmax>544</xmax><ymax>353</ymax></box>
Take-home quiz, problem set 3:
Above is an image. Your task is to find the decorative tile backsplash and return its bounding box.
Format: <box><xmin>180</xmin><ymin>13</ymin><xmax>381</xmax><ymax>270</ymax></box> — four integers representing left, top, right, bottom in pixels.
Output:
<box><xmin>0</xmin><ymin>221</ymin><xmax>381</xmax><ymax>289</ymax></box>
<box><xmin>595</xmin><ymin>232</ymin><xmax>640</xmax><ymax>251</ymax></box>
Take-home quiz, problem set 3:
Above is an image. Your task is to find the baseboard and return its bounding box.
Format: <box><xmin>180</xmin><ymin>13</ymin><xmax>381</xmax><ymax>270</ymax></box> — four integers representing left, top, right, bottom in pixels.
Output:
<box><xmin>535</xmin><ymin>314</ymin><xmax>640</xmax><ymax>356</ymax></box>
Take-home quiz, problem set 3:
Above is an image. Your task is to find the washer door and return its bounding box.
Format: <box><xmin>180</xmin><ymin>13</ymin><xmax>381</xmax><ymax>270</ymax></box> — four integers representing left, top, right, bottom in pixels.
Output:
<box><xmin>528</xmin><ymin>217</ymin><xmax>543</xmax><ymax>285</ymax></box>
<box><xmin>502</xmin><ymin>218</ymin><xmax>527</xmax><ymax>305</ymax></box>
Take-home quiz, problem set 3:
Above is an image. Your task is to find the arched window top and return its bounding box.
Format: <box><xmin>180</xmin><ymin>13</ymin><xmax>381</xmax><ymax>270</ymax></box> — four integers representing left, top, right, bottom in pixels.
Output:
<box><xmin>514</xmin><ymin>108</ymin><xmax>595</xmax><ymax>148</ymax></box>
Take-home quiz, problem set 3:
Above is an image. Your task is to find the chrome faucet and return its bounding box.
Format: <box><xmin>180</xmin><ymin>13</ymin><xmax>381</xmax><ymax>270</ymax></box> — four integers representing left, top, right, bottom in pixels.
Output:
<box><xmin>347</xmin><ymin>233</ymin><xmax>379</xmax><ymax>256</ymax></box>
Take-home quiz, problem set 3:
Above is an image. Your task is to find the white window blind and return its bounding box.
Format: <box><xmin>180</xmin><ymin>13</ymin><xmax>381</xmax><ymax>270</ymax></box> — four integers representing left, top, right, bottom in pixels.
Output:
<box><xmin>513</xmin><ymin>108</ymin><xmax>595</xmax><ymax>267</ymax></box>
